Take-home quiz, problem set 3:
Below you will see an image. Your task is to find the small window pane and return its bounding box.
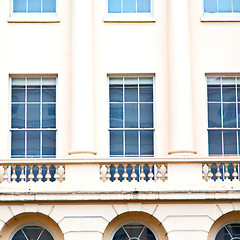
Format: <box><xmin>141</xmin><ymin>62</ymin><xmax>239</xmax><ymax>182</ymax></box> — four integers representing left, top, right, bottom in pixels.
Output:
<box><xmin>110</xmin><ymin>103</ymin><xmax>123</xmax><ymax>128</ymax></box>
<box><xmin>223</xmin><ymin>103</ymin><xmax>236</xmax><ymax>128</ymax></box>
<box><xmin>208</xmin><ymin>130</ymin><xmax>222</xmax><ymax>155</ymax></box>
<box><xmin>208</xmin><ymin>103</ymin><xmax>221</xmax><ymax>128</ymax></box>
<box><xmin>224</xmin><ymin>131</ymin><xmax>237</xmax><ymax>155</ymax></box>
<box><xmin>204</xmin><ymin>0</ymin><xmax>217</xmax><ymax>12</ymax></box>
<box><xmin>110</xmin><ymin>86</ymin><xmax>123</xmax><ymax>102</ymax></box>
<box><xmin>28</xmin><ymin>0</ymin><xmax>41</xmax><ymax>12</ymax></box>
<box><xmin>140</xmin><ymin>103</ymin><xmax>153</xmax><ymax>128</ymax></box>
<box><xmin>42</xmin><ymin>104</ymin><xmax>56</xmax><ymax>128</ymax></box>
<box><xmin>11</xmin><ymin>131</ymin><xmax>25</xmax><ymax>157</ymax></box>
<box><xmin>110</xmin><ymin>130</ymin><xmax>123</xmax><ymax>155</ymax></box>
<box><xmin>218</xmin><ymin>0</ymin><xmax>232</xmax><ymax>12</ymax></box>
<box><xmin>222</xmin><ymin>86</ymin><xmax>236</xmax><ymax>102</ymax></box>
<box><xmin>140</xmin><ymin>130</ymin><xmax>154</xmax><ymax>155</ymax></box>
<box><xmin>27</xmin><ymin>104</ymin><xmax>40</xmax><ymax>128</ymax></box>
<box><xmin>125</xmin><ymin>103</ymin><xmax>138</xmax><ymax>128</ymax></box>
<box><xmin>42</xmin><ymin>88</ymin><xmax>56</xmax><ymax>102</ymax></box>
<box><xmin>27</xmin><ymin>88</ymin><xmax>40</xmax><ymax>102</ymax></box>
<box><xmin>13</xmin><ymin>0</ymin><xmax>26</xmax><ymax>12</ymax></box>
<box><xmin>42</xmin><ymin>130</ymin><xmax>56</xmax><ymax>156</ymax></box>
<box><xmin>140</xmin><ymin>86</ymin><xmax>153</xmax><ymax>102</ymax></box>
<box><xmin>108</xmin><ymin>0</ymin><xmax>121</xmax><ymax>13</ymax></box>
<box><xmin>137</xmin><ymin>0</ymin><xmax>150</xmax><ymax>12</ymax></box>
<box><xmin>12</xmin><ymin>104</ymin><xmax>25</xmax><ymax>128</ymax></box>
<box><xmin>233</xmin><ymin>0</ymin><xmax>240</xmax><ymax>12</ymax></box>
<box><xmin>125</xmin><ymin>130</ymin><xmax>138</xmax><ymax>155</ymax></box>
<box><xmin>27</xmin><ymin>130</ymin><xmax>40</xmax><ymax>156</ymax></box>
<box><xmin>123</xmin><ymin>0</ymin><xmax>136</xmax><ymax>13</ymax></box>
<box><xmin>125</xmin><ymin>86</ymin><xmax>138</xmax><ymax>102</ymax></box>
<box><xmin>207</xmin><ymin>85</ymin><xmax>221</xmax><ymax>102</ymax></box>
<box><xmin>43</xmin><ymin>0</ymin><xmax>56</xmax><ymax>12</ymax></box>
<box><xmin>12</xmin><ymin>87</ymin><xmax>25</xmax><ymax>102</ymax></box>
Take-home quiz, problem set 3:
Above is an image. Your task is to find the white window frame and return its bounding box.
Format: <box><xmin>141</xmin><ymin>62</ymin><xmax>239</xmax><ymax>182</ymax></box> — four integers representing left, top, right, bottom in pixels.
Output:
<box><xmin>108</xmin><ymin>75</ymin><xmax>155</xmax><ymax>157</ymax></box>
<box><xmin>207</xmin><ymin>75</ymin><xmax>240</xmax><ymax>156</ymax></box>
<box><xmin>9</xmin><ymin>0</ymin><xmax>59</xmax><ymax>23</ymax></box>
<box><xmin>202</xmin><ymin>0</ymin><xmax>240</xmax><ymax>22</ymax></box>
<box><xmin>10</xmin><ymin>76</ymin><xmax>57</xmax><ymax>158</ymax></box>
<box><xmin>104</xmin><ymin>0</ymin><xmax>155</xmax><ymax>23</ymax></box>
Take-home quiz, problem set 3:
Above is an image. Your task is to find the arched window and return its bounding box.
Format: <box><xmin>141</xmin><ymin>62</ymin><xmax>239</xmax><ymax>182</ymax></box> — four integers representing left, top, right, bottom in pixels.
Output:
<box><xmin>12</xmin><ymin>225</ymin><xmax>54</xmax><ymax>240</ymax></box>
<box><xmin>215</xmin><ymin>223</ymin><xmax>240</xmax><ymax>240</ymax></box>
<box><xmin>113</xmin><ymin>224</ymin><xmax>156</xmax><ymax>240</ymax></box>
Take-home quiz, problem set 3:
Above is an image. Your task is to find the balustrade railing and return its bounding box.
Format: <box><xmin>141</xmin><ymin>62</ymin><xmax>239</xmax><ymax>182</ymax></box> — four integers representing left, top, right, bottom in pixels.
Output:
<box><xmin>202</xmin><ymin>162</ymin><xmax>240</xmax><ymax>182</ymax></box>
<box><xmin>100</xmin><ymin>163</ymin><xmax>168</xmax><ymax>182</ymax></box>
<box><xmin>0</xmin><ymin>164</ymin><xmax>65</xmax><ymax>183</ymax></box>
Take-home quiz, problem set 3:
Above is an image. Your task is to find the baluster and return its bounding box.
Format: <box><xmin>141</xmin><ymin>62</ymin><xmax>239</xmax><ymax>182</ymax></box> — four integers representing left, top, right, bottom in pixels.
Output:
<box><xmin>232</xmin><ymin>163</ymin><xmax>238</xmax><ymax>181</ymax></box>
<box><xmin>11</xmin><ymin>165</ymin><xmax>17</xmax><ymax>183</ymax></box>
<box><xmin>28</xmin><ymin>165</ymin><xmax>34</xmax><ymax>182</ymax></box>
<box><xmin>54</xmin><ymin>165</ymin><xmax>60</xmax><ymax>182</ymax></box>
<box><xmin>160</xmin><ymin>164</ymin><xmax>168</xmax><ymax>182</ymax></box>
<box><xmin>131</xmin><ymin>164</ymin><xmax>137</xmax><ymax>182</ymax></box>
<box><xmin>62</xmin><ymin>165</ymin><xmax>65</xmax><ymax>181</ymax></box>
<box><xmin>139</xmin><ymin>164</ymin><xmax>145</xmax><ymax>182</ymax></box>
<box><xmin>148</xmin><ymin>164</ymin><xmax>154</xmax><ymax>181</ymax></box>
<box><xmin>156</xmin><ymin>164</ymin><xmax>161</xmax><ymax>181</ymax></box>
<box><xmin>99</xmin><ymin>165</ymin><xmax>103</xmax><ymax>182</ymax></box>
<box><xmin>113</xmin><ymin>164</ymin><xmax>120</xmax><ymax>182</ymax></box>
<box><xmin>224</xmin><ymin>163</ymin><xmax>230</xmax><ymax>181</ymax></box>
<box><xmin>45</xmin><ymin>165</ymin><xmax>51</xmax><ymax>182</ymax></box>
<box><xmin>122</xmin><ymin>164</ymin><xmax>128</xmax><ymax>182</ymax></box>
<box><xmin>3</xmin><ymin>166</ymin><xmax>8</xmax><ymax>183</ymax></box>
<box><xmin>202</xmin><ymin>164</ymin><xmax>208</xmax><ymax>181</ymax></box>
<box><xmin>105</xmin><ymin>165</ymin><xmax>111</xmax><ymax>182</ymax></box>
<box><xmin>215</xmin><ymin>163</ymin><xmax>222</xmax><ymax>181</ymax></box>
<box><xmin>37</xmin><ymin>165</ymin><xmax>43</xmax><ymax>182</ymax></box>
<box><xmin>207</xmin><ymin>163</ymin><xmax>214</xmax><ymax>181</ymax></box>
<box><xmin>20</xmin><ymin>165</ymin><xmax>26</xmax><ymax>182</ymax></box>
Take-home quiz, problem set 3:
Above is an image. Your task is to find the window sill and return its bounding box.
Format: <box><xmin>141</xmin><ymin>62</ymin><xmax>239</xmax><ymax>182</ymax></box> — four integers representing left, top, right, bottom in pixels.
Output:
<box><xmin>104</xmin><ymin>15</ymin><xmax>155</xmax><ymax>23</ymax></box>
<box><xmin>201</xmin><ymin>14</ymin><xmax>240</xmax><ymax>22</ymax></box>
<box><xmin>8</xmin><ymin>16</ymin><xmax>60</xmax><ymax>23</ymax></box>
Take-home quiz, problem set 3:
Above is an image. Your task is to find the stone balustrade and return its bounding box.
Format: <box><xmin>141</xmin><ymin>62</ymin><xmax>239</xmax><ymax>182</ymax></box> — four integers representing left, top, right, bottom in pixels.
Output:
<box><xmin>202</xmin><ymin>161</ymin><xmax>240</xmax><ymax>182</ymax></box>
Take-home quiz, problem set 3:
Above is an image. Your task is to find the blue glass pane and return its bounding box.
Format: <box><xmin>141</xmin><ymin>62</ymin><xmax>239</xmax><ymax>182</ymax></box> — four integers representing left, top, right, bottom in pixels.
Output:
<box><xmin>27</xmin><ymin>104</ymin><xmax>40</xmax><ymax>128</ymax></box>
<box><xmin>110</xmin><ymin>103</ymin><xmax>123</xmax><ymax>128</ymax></box>
<box><xmin>12</xmin><ymin>87</ymin><xmax>25</xmax><ymax>102</ymax></box>
<box><xmin>42</xmin><ymin>131</ymin><xmax>56</xmax><ymax>156</ymax></box>
<box><xmin>27</xmin><ymin>130</ymin><xmax>40</xmax><ymax>156</ymax></box>
<box><xmin>125</xmin><ymin>130</ymin><xmax>138</xmax><ymax>155</ymax></box>
<box><xmin>123</xmin><ymin>0</ymin><xmax>136</xmax><ymax>13</ymax></box>
<box><xmin>125</xmin><ymin>103</ymin><xmax>138</xmax><ymax>128</ymax></box>
<box><xmin>113</xmin><ymin>227</ymin><xmax>128</xmax><ymax>240</ymax></box>
<box><xmin>110</xmin><ymin>130</ymin><xmax>123</xmax><ymax>155</ymax></box>
<box><xmin>222</xmin><ymin>86</ymin><xmax>236</xmax><ymax>102</ymax></box>
<box><xmin>219</xmin><ymin>0</ymin><xmax>232</xmax><ymax>12</ymax></box>
<box><xmin>125</xmin><ymin>87</ymin><xmax>138</xmax><ymax>102</ymax></box>
<box><xmin>204</xmin><ymin>0</ymin><xmax>217</xmax><ymax>12</ymax></box>
<box><xmin>137</xmin><ymin>0</ymin><xmax>150</xmax><ymax>12</ymax></box>
<box><xmin>208</xmin><ymin>130</ymin><xmax>222</xmax><ymax>155</ymax></box>
<box><xmin>108</xmin><ymin>0</ymin><xmax>121</xmax><ymax>13</ymax></box>
<box><xmin>140</xmin><ymin>86</ymin><xmax>153</xmax><ymax>102</ymax></box>
<box><xmin>238</xmin><ymin>104</ymin><xmax>240</xmax><ymax>127</ymax></box>
<box><xmin>13</xmin><ymin>0</ymin><xmax>26</xmax><ymax>12</ymax></box>
<box><xmin>224</xmin><ymin>131</ymin><xmax>237</xmax><ymax>155</ymax></box>
<box><xmin>233</xmin><ymin>0</ymin><xmax>240</xmax><ymax>12</ymax></box>
<box><xmin>28</xmin><ymin>0</ymin><xmax>41</xmax><ymax>12</ymax></box>
<box><xmin>43</xmin><ymin>0</ymin><xmax>56</xmax><ymax>12</ymax></box>
<box><xmin>27</xmin><ymin>88</ymin><xmax>40</xmax><ymax>102</ymax></box>
<box><xmin>110</xmin><ymin>86</ymin><xmax>123</xmax><ymax>102</ymax></box>
<box><xmin>140</xmin><ymin>130</ymin><xmax>153</xmax><ymax>155</ymax></box>
<box><xmin>11</xmin><ymin>131</ymin><xmax>25</xmax><ymax>157</ymax></box>
<box><xmin>208</xmin><ymin>103</ymin><xmax>221</xmax><ymax>127</ymax></box>
<box><xmin>223</xmin><ymin>103</ymin><xmax>236</xmax><ymax>128</ymax></box>
<box><xmin>207</xmin><ymin>86</ymin><xmax>221</xmax><ymax>102</ymax></box>
<box><xmin>42</xmin><ymin>104</ymin><xmax>56</xmax><ymax>128</ymax></box>
<box><xmin>12</xmin><ymin>104</ymin><xmax>25</xmax><ymax>128</ymax></box>
<box><xmin>42</xmin><ymin>88</ymin><xmax>56</xmax><ymax>102</ymax></box>
<box><xmin>237</xmin><ymin>86</ymin><xmax>240</xmax><ymax>101</ymax></box>
<box><xmin>140</xmin><ymin>103</ymin><xmax>153</xmax><ymax>128</ymax></box>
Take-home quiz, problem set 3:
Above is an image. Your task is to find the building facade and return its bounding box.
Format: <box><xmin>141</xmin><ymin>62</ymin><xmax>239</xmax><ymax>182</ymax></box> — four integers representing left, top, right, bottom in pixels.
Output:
<box><xmin>0</xmin><ymin>0</ymin><xmax>240</xmax><ymax>239</ymax></box>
